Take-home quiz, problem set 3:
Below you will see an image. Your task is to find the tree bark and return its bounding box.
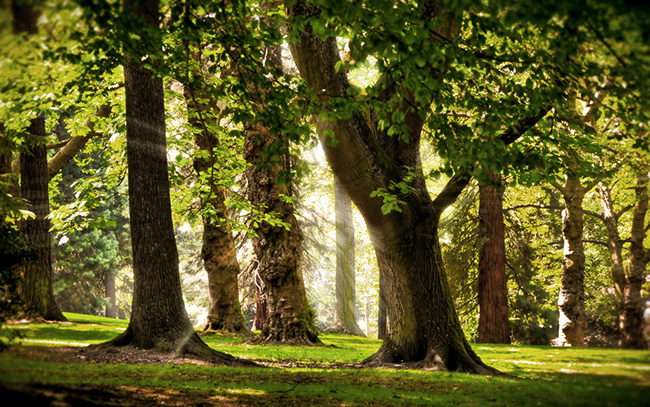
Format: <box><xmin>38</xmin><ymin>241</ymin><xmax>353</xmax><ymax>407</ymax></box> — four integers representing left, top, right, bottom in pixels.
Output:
<box><xmin>13</xmin><ymin>0</ymin><xmax>65</xmax><ymax>322</ymax></box>
<box><xmin>477</xmin><ymin>172</ymin><xmax>510</xmax><ymax>344</ymax></box>
<box><xmin>20</xmin><ymin>115</ymin><xmax>66</xmax><ymax>321</ymax></box>
<box><xmin>623</xmin><ymin>174</ymin><xmax>649</xmax><ymax>349</ymax></box>
<box><xmin>103</xmin><ymin>0</ymin><xmax>252</xmax><ymax>366</ymax></box>
<box><xmin>184</xmin><ymin>59</ymin><xmax>250</xmax><ymax>335</ymax></box>
<box><xmin>377</xmin><ymin>275</ymin><xmax>388</xmax><ymax>339</ymax></box>
<box><xmin>555</xmin><ymin>175</ymin><xmax>588</xmax><ymax>346</ymax></box>
<box><xmin>328</xmin><ymin>176</ymin><xmax>365</xmax><ymax>336</ymax></box>
<box><xmin>244</xmin><ymin>121</ymin><xmax>320</xmax><ymax>345</ymax></box>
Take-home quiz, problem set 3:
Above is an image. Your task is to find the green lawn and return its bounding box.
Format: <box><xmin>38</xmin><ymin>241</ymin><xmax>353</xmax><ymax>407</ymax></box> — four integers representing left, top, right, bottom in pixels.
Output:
<box><xmin>1</xmin><ymin>313</ymin><xmax>649</xmax><ymax>406</ymax></box>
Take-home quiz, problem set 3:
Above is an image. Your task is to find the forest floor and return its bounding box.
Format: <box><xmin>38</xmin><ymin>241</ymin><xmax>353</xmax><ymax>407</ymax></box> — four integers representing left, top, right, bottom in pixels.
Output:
<box><xmin>1</xmin><ymin>313</ymin><xmax>649</xmax><ymax>406</ymax></box>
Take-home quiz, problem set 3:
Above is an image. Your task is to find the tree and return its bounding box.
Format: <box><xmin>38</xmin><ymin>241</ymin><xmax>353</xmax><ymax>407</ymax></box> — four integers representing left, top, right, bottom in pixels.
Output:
<box><xmin>244</xmin><ymin>95</ymin><xmax>320</xmax><ymax>344</ymax></box>
<box><xmin>477</xmin><ymin>172</ymin><xmax>510</xmax><ymax>344</ymax></box>
<box><xmin>329</xmin><ymin>176</ymin><xmax>365</xmax><ymax>336</ymax></box>
<box><xmin>103</xmin><ymin>0</ymin><xmax>250</xmax><ymax>365</ymax></box>
<box><xmin>184</xmin><ymin>50</ymin><xmax>250</xmax><ymax>335</ymax></box>
<box><xmin>13</xmin><ymin>0</ymin><xmax>65</xmax><ymax>322</ymax></box>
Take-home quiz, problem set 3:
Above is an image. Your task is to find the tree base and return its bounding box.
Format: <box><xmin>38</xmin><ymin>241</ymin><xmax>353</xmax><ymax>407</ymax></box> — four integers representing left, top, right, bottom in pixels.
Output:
<box><xmin>248</xmin><ymin>328</ymin><xmax>322</xmax><ymax>346</ymax></box>
<box><xmin>98</xmin><ymin>327</ymin><xmax>257</xmax><ymax>367</ymax></box>
<box><xmin>201</xmin><ymin>319</ymin><xmax>252</xmax><ymax>336</ymax></box>
<box><xmin>362</xmin><ymin>340</ymin><xmax>502</xmax><ymax>375</ymax></box>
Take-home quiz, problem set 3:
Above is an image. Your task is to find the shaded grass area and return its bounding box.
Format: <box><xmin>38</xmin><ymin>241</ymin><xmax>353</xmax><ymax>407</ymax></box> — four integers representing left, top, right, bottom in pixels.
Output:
<box><xmin>1</xmin><ymin>313</ymin><xmax>649</xmax><ymax>406</ymax></box>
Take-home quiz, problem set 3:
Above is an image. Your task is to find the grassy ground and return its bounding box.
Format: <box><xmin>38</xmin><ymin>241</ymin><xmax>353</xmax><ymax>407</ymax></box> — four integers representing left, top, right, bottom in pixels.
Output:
<box><xmin>1</xmin><ymin>313</ymin><xmax>649</xmax><ymax>406</ymax></box>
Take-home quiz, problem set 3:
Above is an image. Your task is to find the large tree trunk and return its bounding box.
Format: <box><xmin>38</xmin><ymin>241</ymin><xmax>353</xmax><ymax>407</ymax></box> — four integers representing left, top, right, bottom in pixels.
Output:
<box><xmin>13</xmin><ymin>1</ymin><xmax>65</xmax><ymax>322</ymax></box>
<box><xmin>596</xmin><ymin>183</ymin><xmax>627</xmax><ymax>340</ymax></box>
<box><xmin>184</xmin><ymin>60</ymin><xmax>250</xmax><ymax>335</ymax></box>
<box><xmin>287</xmin><ymin>0</ymin><xmax>546</xmax><ymax>372</ymax></box>
<box><xmin>328</xmin><ymin>176</ymin><xmax>365</xmax><ymax>336</ymax></box>
<box><xmin>555</xmin><ymin>175</ymin><xmax>588</xmax><ymax>347</ymax></box>
<box><xmin>244</xmin><ymin>121</ymin><xmax>319</xmax><ymax>345</ymax></box>
<box><xmin>623</xmin><ymin>174</ymin><xmax>649</xmax><ymax>349</ymax></box>
<box><xmin>103</xmin><ymin>0</ymin><xmax>251</xmax><ymax>366</ymax></box>
<box><xmin>477</xmin><ymin>172</ymin><xmax>510</xmax><ymax>344</ymax></box>
<box><xmin>287</xmin><ymin>2</ymin><xmax>492</xmax><ymax>372</ymax></box>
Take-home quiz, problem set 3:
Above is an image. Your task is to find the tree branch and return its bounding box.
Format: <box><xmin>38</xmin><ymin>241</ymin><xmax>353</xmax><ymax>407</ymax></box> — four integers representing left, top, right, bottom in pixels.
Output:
<box><xmin>431</xmin><ymin>172</ymin><xmax>471</xmax><ymax>215</ymax></box>
<box><xmin>583</xmin><ymin>239</ymin><xmax>609</xmax><ymax>248</ymax></box>
<box><xmin>48</xmin><ymin>104</ymin><xmax>111</xmax><ymax>180</ymax></box>
<box><xmin>503</xmin><ymin>204</ymin><xmax>562</xmax><ymax>212</ymax></box>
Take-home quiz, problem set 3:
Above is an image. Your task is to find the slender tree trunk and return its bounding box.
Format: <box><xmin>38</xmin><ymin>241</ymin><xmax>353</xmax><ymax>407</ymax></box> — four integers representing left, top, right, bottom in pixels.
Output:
<box><xmin>329</xmin><ymin>176</ymin><xmax>365</xmax><ymax>336</ymax></box>
<box><xmin>103</xmin><ymin>0</ymin><xmax>251</xmax><ymax>366</ymax></box>
<box><xmin>596</xmin><ymin>183</ymin><xmax>626</xmax><ymax>339</ymax></box>
<box><xmin>623</xmin><ymin>174</ymin><xmax>649</xmax><ymax>349</ymax></box>
<box><xmin>244</xmin><ymin>122</ymin><xmax>319</xmax><ymax>345</ymax></box>
<box><xmin>20</xmin><ymin>115</ymin><xmax>66</xmax><ymax>321</ymax></box>
<box><xmin>477</xmin><ymin>172</ymin><xmax>510</xmax><ymax>344</ymax></box>
<box><xmin>104</xmin><ymin>271</ymin><xmax>117</xmax><ymax>319</ymax></box>
<box><xmin>184</xmin><ymin>63</ymin><xmax>250</xmax><ymax>335</ymax></box>
<box><xmin>13</xmin><ymin>1</ymin><xmax>65</xmax><ymax>322</ymax></box>
<box><xmin>555</xmin><ymin>175</ymin><xmax>588</xmax><ymax>347</ymax></box>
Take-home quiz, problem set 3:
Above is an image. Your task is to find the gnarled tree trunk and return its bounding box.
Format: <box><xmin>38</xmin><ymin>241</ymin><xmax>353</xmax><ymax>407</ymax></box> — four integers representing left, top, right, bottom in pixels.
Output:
<box><xmin>244</xmin><ymin>120</ymin><xmax>319</xmax><ymax>345</ymax></box>
<box><xmin>477</xmin><ymin>172</ymin><xmax>510</xmax><ymax>344</ymax></box>
<box><xmin>328</xmin><ymin>176</ymin><xmax>365</xmax><ymax>336</ymax></box>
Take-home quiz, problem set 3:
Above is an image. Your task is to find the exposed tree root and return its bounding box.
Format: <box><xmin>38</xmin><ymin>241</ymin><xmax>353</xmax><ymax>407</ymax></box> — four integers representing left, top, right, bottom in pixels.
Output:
<box><xmin>201</xmin><ymin>320</ymin><xmax>252</xmax><ymax>337</ymax></box>
<box><xmin>95</xmin><ymin>328</ymin><xmax>258</xmax><ymax>367</ymax></box>
<box><xmin>362</xmin><ymin>341</ymin><xmax>503</xmax><ymax>375</ymax></box>
<box><xmin>247</xmin><ymin>329</ymin><xmax>321</xmax><ymax>346</ymax></box>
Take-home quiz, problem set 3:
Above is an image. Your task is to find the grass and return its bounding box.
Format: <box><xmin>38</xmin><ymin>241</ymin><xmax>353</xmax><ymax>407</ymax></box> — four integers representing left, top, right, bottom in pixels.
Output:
<box><xmin>1</xmin><ymin>313</ymin><xmax>649</xmax><ymax>406</ymax></box>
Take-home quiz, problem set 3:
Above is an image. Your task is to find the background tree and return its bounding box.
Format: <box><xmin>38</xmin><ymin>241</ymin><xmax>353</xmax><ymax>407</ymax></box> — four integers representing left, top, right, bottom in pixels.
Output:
<box><xmin>328</xmin><ymin>176</ymin><xmax>365</xmax><ymax>336</ymax></box>
<box><xmin>477</xmin><ymin>172</ymin><xmax>510</xmax><ymax>343</ymax></box>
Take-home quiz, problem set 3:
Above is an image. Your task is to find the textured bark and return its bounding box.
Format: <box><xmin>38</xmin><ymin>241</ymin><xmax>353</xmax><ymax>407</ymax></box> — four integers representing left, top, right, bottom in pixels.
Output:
<box><xmin>623</xmin><ymin>175</ymin><xmax>649</xmax><ymax>349</ymax></box>
<box><xmin>555</xmin><ymin>175</ymin><xmax>588</xmax><ymax>347</ymax></box>
<box><xmin>184</xmin><ymin>60</ymin><xmax>250</xmax><ymax>335</ymax></box>
<box><xmin>103</xmin><ymin>0</ymin><xmax>252</xmax><ymax>366</ymax></box>
<box><xmin>13</xmin><ymin>0</ymin><xmax>65</xmax><ymax>322</ymax></box>
<box><xmin>104</xmin><ymin>271</ymin><xmax>117</xmax><ymax>319</ymax></box>
<box><xmin>252</xmin><ymin>277</ymin><xmax>267</xmax><ymax>330</ymax></box>
<box><xmin>477</xmin><ymin>172</ymin><xmax>510</xmax><ymax>344</ymax></box>
<box><xmin>19</xmin><ymin>115</ymin><xmax>66</xmax><ymax>321</ymax></box>
<box><xmin>596</xmin><ymin>183</ymin><xmax>627</xmax><ymax>338</ymax></box>
<box><xmin>328</xmin><ymin>176</ymin><xmax>365</xmax><ymax>336</ymax></box>
<box><xmin>377</xmin><ymin>267</ymin><xmax>388</xmax><ymax>339</ymax></box>
<box><xmin>244</xmin><ymin>121</ymin><xmax>319</xmax><ymax>345</ymax></box>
